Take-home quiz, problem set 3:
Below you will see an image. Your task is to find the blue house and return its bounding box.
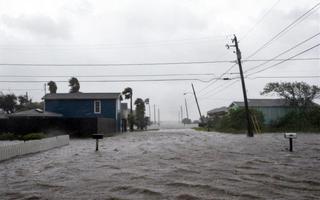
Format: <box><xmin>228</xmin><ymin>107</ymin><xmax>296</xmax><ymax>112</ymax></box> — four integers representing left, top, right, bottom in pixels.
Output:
<box><xmin>44</xmin><ymin>92</ymin><xmax>122</xmax><ymax>133</ymax></box>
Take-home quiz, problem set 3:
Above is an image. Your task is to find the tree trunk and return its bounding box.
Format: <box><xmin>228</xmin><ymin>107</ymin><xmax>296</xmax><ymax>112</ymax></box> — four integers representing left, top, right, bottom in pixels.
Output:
<box><xmin>130</xmin><ymin>96</ymin><xmax>134</xmax><ymax>131</ymax></box>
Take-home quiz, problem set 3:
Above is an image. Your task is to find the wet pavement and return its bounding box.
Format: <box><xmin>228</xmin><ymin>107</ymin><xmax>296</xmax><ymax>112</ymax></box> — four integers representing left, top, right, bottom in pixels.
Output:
<box><xmin>0</xmin><ymin>129</ymin><xmax>320</xmax><ymax>200</ymax></box>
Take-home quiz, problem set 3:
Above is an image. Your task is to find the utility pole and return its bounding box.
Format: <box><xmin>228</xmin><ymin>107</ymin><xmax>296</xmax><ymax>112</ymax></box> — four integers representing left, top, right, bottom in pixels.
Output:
<box><xmin>184</xmin><ymin>98</ymin><xmax>189</xmax><ymax>119</ymax></box>
<box><xmin>148</xmin><ymin>103</ymin><xmax>151</xmax><ymax>120</ymax></box>
<box><xmin>153</xmin><ymin>104</ymin><xmax>156</xmax><ymax>124</ymax></box>
<box><xmin>145</xmin><ymin>98</ymin><xmax>151</xmax><ymax>123</ymax></box>
<box><xmin>158</xmin><ymin>108</ymin><xmax>160</xmax><ymax>126</ymax></box>
<box><xmin>227</xmin><ymin>35</ymin><xmax>253</xmax><ymax>137</ymax></box>
<box><xmin>180</xmin><ymin>105</ymin><xmax>183</xmax><ymax>122</ymax></box>
<box><xmin>43</xmin><ymin>83</ymin><xmax>47</xmax><ymax>111</ymax></box>
<box><xmin>44</xmin><ymin>83</ymin><xmax>47</xmax><ymax>95</ymax></box>
<box><xmin>191</xmin><ymin>83</ymin><xmax>203</xmax><ymax>122</ymax></box>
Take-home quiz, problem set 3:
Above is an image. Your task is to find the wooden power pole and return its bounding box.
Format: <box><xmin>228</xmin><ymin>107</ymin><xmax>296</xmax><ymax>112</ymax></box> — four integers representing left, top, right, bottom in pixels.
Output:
<box><xmin>228</xmin><ymin>35</ymin><xmax>253</xmax><ymax>137</ymax></box>
<box><xmin>191</xmin><ymin>83</ymin><xmax>203</xmax><ymax>122</ymax></box>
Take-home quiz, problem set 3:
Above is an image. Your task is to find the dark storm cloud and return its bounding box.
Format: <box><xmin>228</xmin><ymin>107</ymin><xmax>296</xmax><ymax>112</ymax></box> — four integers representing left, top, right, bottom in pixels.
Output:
<box><xmin>1</xmin><ymin>14</ymin><xmax>71</xmax><ymax>39</ymax></box>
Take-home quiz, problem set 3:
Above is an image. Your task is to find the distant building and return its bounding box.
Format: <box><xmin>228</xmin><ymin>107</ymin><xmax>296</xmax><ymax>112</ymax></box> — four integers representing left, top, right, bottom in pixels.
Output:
<box><xmin>207</xmin><ymin>99</ymin><xmax>298</xmax><ymax>125</ymax></box>
<box><xmin>229</xmin><ymin>99</ymin><xmax>294</xmax><ymax>124</ymax></box>
<box><xmin>207</xmin><ymin>106</ymin><xmax>228</xmax><ymax>119</ymax></box>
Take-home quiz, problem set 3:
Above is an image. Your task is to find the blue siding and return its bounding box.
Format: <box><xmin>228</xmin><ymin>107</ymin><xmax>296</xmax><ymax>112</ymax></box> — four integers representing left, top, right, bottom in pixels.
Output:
<box><xmin>255</xmin><ymin>107</ymin><xmax>294</xmax><ymax>124</ymax></box>
<box><xmin>45</xmin><ymin>99</ymin><xmax>117</xmax><ymax>119</ymax></box>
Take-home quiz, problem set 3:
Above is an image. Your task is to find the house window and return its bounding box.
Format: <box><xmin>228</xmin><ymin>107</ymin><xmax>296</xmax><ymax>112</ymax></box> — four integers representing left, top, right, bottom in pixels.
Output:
<box><xmin>94</xmin><ymin>100</ymin><xmax>101</xmax><ymax>114</ymax></box>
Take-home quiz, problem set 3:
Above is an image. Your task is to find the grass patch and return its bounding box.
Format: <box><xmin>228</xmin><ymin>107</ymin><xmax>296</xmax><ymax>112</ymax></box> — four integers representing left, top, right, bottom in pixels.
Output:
<box><xmin>192</xmin><ymin>127</ymin><xmax>207</xmax><ymax>131</ymax></box>
<box><xmin>0</xmin><ymin>132</ymin><xmax>47</xmax><ymax>140</ymax></box>
<box><xmin>0</xmin><ymin>133</ymin><xmax>16</xmax><ymax>140</ymax></box>
<box><xmin>21</xmin><ymin>133</ymin><xmax>46</xmax><ymax>140</ymax></box>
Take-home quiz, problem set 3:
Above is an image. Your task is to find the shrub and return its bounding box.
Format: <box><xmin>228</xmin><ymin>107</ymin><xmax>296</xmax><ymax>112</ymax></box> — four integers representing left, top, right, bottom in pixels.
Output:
<box><xmin>21</xmin><ymin>133</ymin><xmax>46</xmax><ymax>141</ymax></box>
<box><xmin>0</xmin><ymin>133</ymin><xmax>17</xmax><ymax>140</ymax></box>
<box><xmin>273</xmin><ymin>107</ymin><xmax>320</xmax><ymax>132</ymax></box>
<box><xmin>210</xmin><ymin>108</ymin><xmax>264</xmax><ymax>133</ymax></box>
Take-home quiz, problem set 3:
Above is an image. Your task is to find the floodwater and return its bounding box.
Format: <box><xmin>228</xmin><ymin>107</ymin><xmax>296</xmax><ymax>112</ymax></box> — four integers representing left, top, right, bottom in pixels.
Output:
<box><xmin>0</xmin><ymin>129</ymin><xmax>320</xmax><ymax>200</ymax></box>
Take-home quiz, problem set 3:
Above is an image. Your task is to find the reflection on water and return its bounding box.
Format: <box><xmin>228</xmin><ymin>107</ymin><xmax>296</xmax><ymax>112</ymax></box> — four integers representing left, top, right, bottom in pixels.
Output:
<box><xmin>0</xmin><ymin>129</ymin><xmax>320</xmax><ymax>199</ymax></box>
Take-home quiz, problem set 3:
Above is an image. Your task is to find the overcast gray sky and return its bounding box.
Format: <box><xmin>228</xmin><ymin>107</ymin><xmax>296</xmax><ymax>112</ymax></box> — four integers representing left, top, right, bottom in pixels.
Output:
<box><xmin>0</xmin><ymin>0</ymin><xmax>319</xmax><ymax>121</ymax></box>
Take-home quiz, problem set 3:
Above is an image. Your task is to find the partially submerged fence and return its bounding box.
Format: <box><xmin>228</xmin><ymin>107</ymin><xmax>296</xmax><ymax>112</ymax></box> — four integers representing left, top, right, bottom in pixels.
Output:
<box><xmin>0</xmin><ymin>135</ymin><xmax>69</xmax><ymax>162</ymax></box>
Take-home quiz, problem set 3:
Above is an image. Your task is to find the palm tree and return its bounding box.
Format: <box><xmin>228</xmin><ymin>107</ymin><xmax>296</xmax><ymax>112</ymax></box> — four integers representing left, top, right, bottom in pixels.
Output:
<box><xmin>134</xmin><ymin>98</ymin><xmax>146</xmax><ymax>130</ymax></box>
<box><xmin>47</xmin><ymin>81</ymin><xmax>57</xmax><ymax>94</ymax></box>
<box><xmin>122</xmin><ymin>87</ymin><xmax>133</xmax><ymax>131</ymax></box>
<box><xmin>69</xmin><ymin>77</ymin><xmax>80</xmax><ymax>93</ymax></box>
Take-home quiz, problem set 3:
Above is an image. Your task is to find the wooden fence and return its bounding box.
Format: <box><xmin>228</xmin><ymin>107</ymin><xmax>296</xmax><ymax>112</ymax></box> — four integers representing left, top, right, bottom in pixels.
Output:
<box><xmin>0</xmin><ymin>135</ymin><xmax>69</xmax><ymax>162</ymax></box>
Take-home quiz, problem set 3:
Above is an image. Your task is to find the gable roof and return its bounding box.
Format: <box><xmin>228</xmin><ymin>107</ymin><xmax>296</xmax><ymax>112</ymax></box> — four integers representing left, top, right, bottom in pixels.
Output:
<box><xmin>207</xmin><ymin>106</ymin><xmax>228</xmax><ymax>115</ymax></box>
<box><xmin>44</xmin><ymin>92</ymin><xmax>121</xmax><ymax>100</ymax></box>
<box><xmin>8</xmin><ymin>109</ymin><xmax>63</xmax><ymax>118</ymax></box>
<box><xmin>230</xmin><ymin>99</ymin><xmax>290</xmax><ymax>107</ymax></box>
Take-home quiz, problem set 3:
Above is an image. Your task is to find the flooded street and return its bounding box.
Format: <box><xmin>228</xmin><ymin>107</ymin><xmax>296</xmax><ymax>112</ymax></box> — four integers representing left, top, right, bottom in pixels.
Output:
<box><xmin>0</xmin><ymin>129</ymin><xmax>320</xmax><ymax>200</ymax></box>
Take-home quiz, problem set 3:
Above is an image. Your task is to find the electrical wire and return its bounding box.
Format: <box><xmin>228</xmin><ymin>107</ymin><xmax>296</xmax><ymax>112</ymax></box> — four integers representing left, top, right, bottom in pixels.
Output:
<box><xmin>245</xmin><ymin>2</ymin><xmax>320</xmax><ymax>59</ymax></box>
<box><xmin>242</xmin><ymin>57</ymin><xmax>320</xmax><ymax>63</ymax></box>
<box><xmin>240</xmin><ymin>0</ymin><xmax>281</xmax><ymax>42</ymax></box>
<box><xmin>198</xmin><ymin>64</ymin><xmax>237</xmax><ymax>94</ymax></box>
<box><xmin>196</xmin><ymin>3</ymin><xmax>320</xmax><ymax>96</ymax></box>
<box><xmin>249</xmin><ymin>75</ymin><xmax>320</xmax><ymax>79</ymax></box>
<box><xmin>199</xmin><ymin>2</ymin><xmax>320</xmax><ymax>97</ymax></box>
<box><xmin>247</xmin><ymin>42</ymin><xmax>320</xmax><ymax>76</ymax></box>
<box><xmin>0</xmin><ymin>60</ymin><xmax>234</xmax><ymax>67</ymax></box>
<box><xmin>244</xmin><ymin>32</ymin><xmax>320</xmax><ymax>73</ymax></box>
<box><xmin>200</xmin><ymin>80</ymin><xmax>241</xmax><ymax>100</ymax></box>
<box><xmin>0</xmin><ymin>88</ymin><xmax>43</xmax><ymax>91</ymax></box>
<box><xmin>0</xmin><ymin>77</ymin><xmax>226</xmax><ymax>83</ymax></box>
<box><xmin>0</xmin><ymin>35</ymin><xmax>232</xmax><ymax>49</ymax></box>
<box><xmin>0</xmin><ymin>73</ymin><xmax>216</xmax><ymax>78</ymax></box>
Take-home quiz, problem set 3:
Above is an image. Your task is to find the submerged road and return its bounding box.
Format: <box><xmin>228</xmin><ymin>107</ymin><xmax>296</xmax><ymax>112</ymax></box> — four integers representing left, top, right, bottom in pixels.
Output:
<box><xmin>0</xmin><ymin>129</ymin><xmax>320</xmax><ymax>199</ymax></box>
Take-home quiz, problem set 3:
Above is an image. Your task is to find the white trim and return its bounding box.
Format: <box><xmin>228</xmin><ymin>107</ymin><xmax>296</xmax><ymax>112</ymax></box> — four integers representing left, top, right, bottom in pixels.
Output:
<box><xmin>94</xmin><ymin>100</ymin><xmax>101</xmax><ymax>114</ymax></box>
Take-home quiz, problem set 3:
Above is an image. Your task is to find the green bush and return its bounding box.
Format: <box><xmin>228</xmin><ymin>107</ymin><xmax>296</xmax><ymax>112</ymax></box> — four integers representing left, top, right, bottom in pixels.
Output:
<box><xmin>0</xmin><ymin>133</ymin><xmax>17</xmax><ymax>140</ymax></box>
<box><xmin>273</xmin><ymin>107</ymin><xmax>320</xmax><ymax>132</ymax></box>
<box><xmin>21</xmin><ymin>133</ymin><xmax>46</xmax><ymax>141</ymax></box>
<box><xmin>208</xmin><ymin>108</ymin><xmax>264</xmax><ymax>133</ymax></box>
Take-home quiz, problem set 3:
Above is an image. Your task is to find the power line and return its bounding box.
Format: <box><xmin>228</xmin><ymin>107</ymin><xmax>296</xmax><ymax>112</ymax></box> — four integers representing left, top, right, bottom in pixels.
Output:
<box><xmin>243</xmin><ymin>57</ymin><xmax>320</xmax><ymax>63</ymax></box>
<box><xmin>244</xmin><ymin>32</ymin><xmax>320</xmax><ymax>73</ymax></box>
<box><xmin>187</xmin><ymin>2</ymin><xmax>320</xmax><ymax>100</ymax></box>
<box><xmin>198</xmin><ymin>79</ymin><xmax>233</xmax><ymax>98</ymax></box>
<box><xmin>245</xmin><ymin>2</ymin><xmax>320</xmax><ymax>59</ymax></box>
<box><xmin>201</xmin><ymin>80</ymin><xmax>240</xmax><ymax>100</ymax></box>
<box><xmin>247</xmin><ymin>42</ymin><xmax>320</xmax><ymax>76</ymax></box>
<box><xmin>0</xmin><ymin>60</ymin><xmax>234</xmax><ymax>67</ymax></box>
<box><xmin>198</xmin><ymin>64</ymin><xmax>237</xmax><ymax>94</ymax></box>
<box><xmin>249</xmin><ymin>75</ymin><xmax>320</xmax><ymax>79</ymax></box>
<box><xmin>0</xmin><ymin>73</ymin><xmax>216</xmax><ymax>78</ymax></box>
<box><xmin>0</xmin><ymin>77</ymin><xmax>227</xmax><ymax>83</ymax></box>
<box><xmin>240</xmin><ymin>0</ymin><xmax>281</xmax><ymax>41</ymax></box>
<box><xmin>0</xmin><ymin>88</ymin><xmax>43</xmax><ymax>91</ymax></box>
<box><xmin>1</xmin><ymin>57</ymin><xmax>318</xmax><ymax>68</ymax></box>
<box><xmin>0</xmin><ymin>34</ymin><xmax>232</xmax><ymax>49</ymax></box>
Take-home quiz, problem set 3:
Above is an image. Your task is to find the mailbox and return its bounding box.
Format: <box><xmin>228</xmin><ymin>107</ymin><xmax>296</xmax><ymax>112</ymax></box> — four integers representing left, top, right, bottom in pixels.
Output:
<box><xmin>284</xmin><ymin>133</ymin><xmax>297</xmax><ymax>139</ymax></box>
<box><xmin>92</xmin><ymin>134</ymin><xmax>104</xmax><ymax>151</ymax></box>
<box><xmin>284</xmin><ymin>133</ymin><xmax>297</xmax><ymax>152</ymax></box>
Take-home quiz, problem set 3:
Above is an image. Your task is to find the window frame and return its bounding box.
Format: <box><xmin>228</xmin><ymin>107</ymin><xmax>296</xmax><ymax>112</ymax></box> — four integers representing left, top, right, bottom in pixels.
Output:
<box><xmin>94</xmin><ymin>100</ymin><xmax>101</xmax><ymax>114</ymax></box>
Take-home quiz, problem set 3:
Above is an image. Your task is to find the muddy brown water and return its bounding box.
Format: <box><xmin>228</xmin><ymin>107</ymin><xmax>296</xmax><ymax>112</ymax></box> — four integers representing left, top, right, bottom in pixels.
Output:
<box><xmin>0</xmin><ymin>129</ymin><xmax>320</xmax><ymax>200</ymax></box>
